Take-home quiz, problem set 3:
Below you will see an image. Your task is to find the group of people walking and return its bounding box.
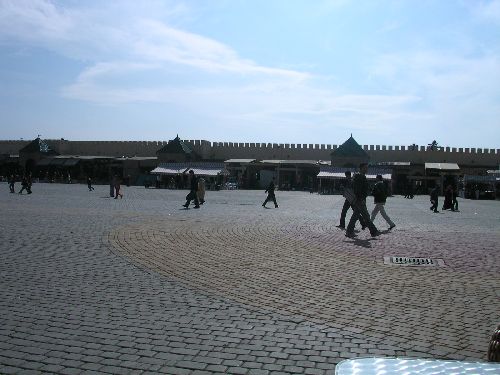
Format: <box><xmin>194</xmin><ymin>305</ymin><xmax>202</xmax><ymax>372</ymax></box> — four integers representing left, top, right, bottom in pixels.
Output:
<box><xmin>337</xmin><ymin>163</ymin><xmax>395</xmax><ymax>238</ymax></box>
<box><xmin>7</xmin><ymin>168</ymin><xmax>462</xmax><ymax>228</ymax></box>
<box><xmin>182</xmin><ymin>170</ymin><xmax>206</xmax><ymax>209</ymax></box>
<box><xmin>430</xmin><ymin>184</ymin><xmax>459</xmax><ymax>213</ymax></box>
<box><xmin>8</xmin><ymin>174</ymin><xmax>33</xmax><ymax>194</ymax></box>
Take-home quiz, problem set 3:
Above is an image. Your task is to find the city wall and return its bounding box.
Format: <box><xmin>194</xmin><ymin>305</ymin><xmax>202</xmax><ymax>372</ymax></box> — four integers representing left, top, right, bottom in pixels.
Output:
<box><xmin>1</xmin><ymin>139</ymin><xmax>499</xmax><ymax>167</ymax></box>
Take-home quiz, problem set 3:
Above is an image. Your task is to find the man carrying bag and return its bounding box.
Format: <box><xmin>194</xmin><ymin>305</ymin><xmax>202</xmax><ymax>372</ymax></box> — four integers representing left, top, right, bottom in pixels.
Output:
<box><xmin>345</xmin><ymin>163</ymin><xmax>380</xmax><ymax>238</ymax></box>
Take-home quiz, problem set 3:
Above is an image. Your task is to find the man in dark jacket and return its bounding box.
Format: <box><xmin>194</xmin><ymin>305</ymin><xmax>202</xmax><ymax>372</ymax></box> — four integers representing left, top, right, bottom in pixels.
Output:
<box><xmin>370</xmin><ymin>175</ymin><xmax>395</xmax><ymax>229</ymax></box>
<box><xmin>337</xmin><ymin>171</ymin><xmax>365</xmax><ymax>229</ymax></box>
<box><xmin>262</xmin><ymin>178</ymin><xmax>278</xmax><ymax>208</ymax></box>
<box><xmin>183</xmin><ymin>170</ymin><xmax>200</xmax><ymax>208</ymax></box>
<box><xmin>8</xmin><ymin>174</ymin><xmax>15</xmax><ymax>193</ymax></box>
<box><xmin>430</xmin><ymin>185</ymin><xmax>439</xmax><ymax>213</ymax></box>
<box><xmin>345</xmin><ymin>163</ymin><xmax>379</xmax><ymax>238</ymax></box>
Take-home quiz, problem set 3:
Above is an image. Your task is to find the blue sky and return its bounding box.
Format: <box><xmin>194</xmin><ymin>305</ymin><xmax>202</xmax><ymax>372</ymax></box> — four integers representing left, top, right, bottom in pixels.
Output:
<box><xmin>0</xmin><ymin>0</ymin><xmax>499</xmax><ymax>147</ymax></box>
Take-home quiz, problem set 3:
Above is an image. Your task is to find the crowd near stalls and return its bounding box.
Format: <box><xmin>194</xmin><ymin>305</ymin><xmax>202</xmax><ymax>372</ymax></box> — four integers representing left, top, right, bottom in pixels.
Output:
<box><xmin>1</xmin><ymin>135</ymin><xmax>499</xmax><ymax>199</ymax></box>
<box><xmin>463</xmin><ymin>171</ymin><xmax>500</xmax><ymax>200</ymax></box>
<box><xmin>150</xmin><ymin>163</ymin><xmax>228</xmax><ymax>190</ymax></box>
<box><xmin>317</xmin><ymin>166</ymin><xmax>392</xmax><ymax>195</ymax></box>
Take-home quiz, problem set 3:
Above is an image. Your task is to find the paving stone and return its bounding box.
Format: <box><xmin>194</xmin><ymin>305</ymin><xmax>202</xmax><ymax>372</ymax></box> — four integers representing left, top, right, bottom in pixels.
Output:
<box><xmin>59</xmin><ymin>368</ymin><xmax>84</xmax><ymax>375</ymax></box>
<box><xmin>1</xmin><ymin>186</ymin><xmax>498</xmax><ymax>374</ymax></box>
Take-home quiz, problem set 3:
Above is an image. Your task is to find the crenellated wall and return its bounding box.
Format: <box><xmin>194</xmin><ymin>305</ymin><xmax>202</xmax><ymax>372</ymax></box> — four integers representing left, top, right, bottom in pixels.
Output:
<box><xmin>1</xmin><ymin>139</ymin><xmax>499</xmax><ymax>167</ymax></box>
<box><xmin>188</xmin><ymin>141</ymin><xmax>337</xmax><ymax>161</ymax></box>
<box><xmin>0</xmin><ymin>140</ymin><xmax>29</xmax><ymax>154</ymax></box>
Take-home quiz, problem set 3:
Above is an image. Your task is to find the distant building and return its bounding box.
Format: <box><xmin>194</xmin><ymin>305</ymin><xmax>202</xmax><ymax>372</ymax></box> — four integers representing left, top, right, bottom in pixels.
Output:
<box><xmin>330</xmin><ymin>135</ymin><xmax>370</xmax><ymax>167</ymax></box>
<box><xmin>0</xmin><ymin>135</ymin><xmax>498</xmax><ymax>197</ymax></box>
<box><xmin>157</xmin><ymin>135</ymin><xmax>200</xmax><ymax>163</ymax></box>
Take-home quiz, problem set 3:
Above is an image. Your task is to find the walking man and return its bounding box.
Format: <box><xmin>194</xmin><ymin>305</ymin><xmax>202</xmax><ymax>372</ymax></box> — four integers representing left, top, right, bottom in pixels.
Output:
<box><xmin>337</xmin><ymin>171</ymin><xmax>365</xmax><ymax>230</ymax></box>
<box><xmin>452</xmin><ymin>186</ymin><xmax>459</xmax><ymax>212</ymax></box>
<box><xmin>430</xmin><ymin>185</ymin><xmax>439</xmax><ymax>213</ymax></box>
<box><xmin>87</xmin><ymin>176</ymin><xmax>95</xmax><ymax>191</ymax></box>
<box><xmin>8</xmin><ymin>174</ymin><xmax>15</xmax><ymax>193</ymax></box>
<box><xmin>18</xmin><ymin>175</ymin><xmax>30</xmax><ymax>194</ymax></box>
<box><xmin>114</xmin><ymin>175</ymin><xmax>123</xmax><ymax>199</ymax></box>
<box><xmin>197</xmin><ymin>177</ymin><xmax>206</xmax><ymax>204</ymax></box>
<box><xmin>110</xmin><ymin>175</ymin><xmax>115</xmax><ymax>197</ymax></box>
<box><xmin>370</xmin><ymin>175</ymin><xmax>395</xmax><ymax>230</ymax></box>
<box><xmin>345</xmin><ymin>163</ymin><xmax>379</xmax><ymax>238</ymax></box>
<box><xmin>183</xmin><ymin>170</ymin><xmax>200</xmax><ymax>208</ymax></box>
<box><xmin>262</xmin><ymin>178</ymin><xmax>279</xmax><ymax>208</ymax></box>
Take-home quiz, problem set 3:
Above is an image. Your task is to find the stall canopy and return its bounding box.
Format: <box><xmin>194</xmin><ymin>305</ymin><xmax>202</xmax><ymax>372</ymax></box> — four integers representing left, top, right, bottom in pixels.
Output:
<box><xmin>151</xmin><ymin>162</ymin><xmax>228</xmax><ymax>176</ymax></box>
<box><xmin>224</xmin><ymin>159</ymin><xmax>256</xmax><ymax>164</ymax></box>
<box><xmin>317</xmin><ymin>166</ymin><xmax>392</xmax><ymax>180</ymax></box>
<box><xmin>186</xmin><ymin>163</ymin><xmax>229</xmax><ymax>176</ymax></box>
<box><xmin>425</xmin><ymin>163</ymin><xmax>460</xmax><ymax>171</ymax></box>
<box><xmin>150</xmin><ymin>163</ymin><xmax>189</xmax><ymax>175</ymax></box>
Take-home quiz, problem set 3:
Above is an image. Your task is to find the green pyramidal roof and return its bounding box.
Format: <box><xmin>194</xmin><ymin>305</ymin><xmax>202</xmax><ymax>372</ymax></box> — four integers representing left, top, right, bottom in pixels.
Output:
<box><xmin>157</xmin><ymin>135</ymin><xmax>193</xmax><ymax>154</ymax></box>
<box><xmin>19</xmin><ymin>137</ymin><xmax>59</xmax><ymax>155</ymax></box>
<box><xmin>331</xmin><ymin>135</ymin><xmax>369</xmax><ymax>158</ymax></box>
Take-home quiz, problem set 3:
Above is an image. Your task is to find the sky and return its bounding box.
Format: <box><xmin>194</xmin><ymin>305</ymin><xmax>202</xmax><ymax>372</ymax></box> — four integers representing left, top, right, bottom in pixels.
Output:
<box><xmin>0</xmin><ymin>0</ymin><xmax>499</xmax><ymax>148</ymax></box>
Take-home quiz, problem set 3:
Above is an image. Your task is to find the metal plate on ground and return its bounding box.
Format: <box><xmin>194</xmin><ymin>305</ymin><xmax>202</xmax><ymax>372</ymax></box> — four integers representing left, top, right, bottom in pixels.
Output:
<box><xmin>384</xmin><ymin>256</ymin><xmax>445</xmax><ymax>267</ymax></box>
<box><xmin>336</xmin><ymin>357</ymin><xmax>500</xmax><ymax>374</ymax></box>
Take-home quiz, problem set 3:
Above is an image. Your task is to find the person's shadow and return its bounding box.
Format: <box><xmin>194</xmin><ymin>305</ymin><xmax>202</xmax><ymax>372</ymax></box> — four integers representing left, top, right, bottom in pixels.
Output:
<box><xmin>345</xmin><ymin>237</ymin><xmax>373</xmax><ymax>248</ymax></box>
<box><xmin>345</xmin><ymin>230</ymin><xmax>388</xmax><ymax>248</ymax></box>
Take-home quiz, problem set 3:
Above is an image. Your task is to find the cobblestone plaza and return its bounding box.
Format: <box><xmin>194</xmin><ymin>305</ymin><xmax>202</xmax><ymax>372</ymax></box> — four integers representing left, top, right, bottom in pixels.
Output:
<box><xmin>1</xmin><ymin>184</ymin><xmax>499</xmax><ymax>374</ymax></box>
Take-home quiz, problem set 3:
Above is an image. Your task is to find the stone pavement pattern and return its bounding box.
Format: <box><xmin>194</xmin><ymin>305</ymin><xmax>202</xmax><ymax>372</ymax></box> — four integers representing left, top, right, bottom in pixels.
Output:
<box><xmin>1</xmin><ymin>183</ymin><xmax>499</xmax><ymax>374</ymax></box>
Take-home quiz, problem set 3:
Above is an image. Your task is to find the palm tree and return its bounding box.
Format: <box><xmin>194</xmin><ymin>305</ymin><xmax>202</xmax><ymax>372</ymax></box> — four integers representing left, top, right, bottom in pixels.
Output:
<box><xmin>428</xmin><ymin>140</ymin><xmax>439</xmax><ymax>151</ymax></box>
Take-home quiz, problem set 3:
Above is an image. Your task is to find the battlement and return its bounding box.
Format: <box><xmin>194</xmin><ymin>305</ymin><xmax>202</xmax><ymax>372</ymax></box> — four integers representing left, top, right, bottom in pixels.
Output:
<box><xmin>1</xmin><ymin>139</ymin><xmax>499</xmax><ymax>164</ymax></box>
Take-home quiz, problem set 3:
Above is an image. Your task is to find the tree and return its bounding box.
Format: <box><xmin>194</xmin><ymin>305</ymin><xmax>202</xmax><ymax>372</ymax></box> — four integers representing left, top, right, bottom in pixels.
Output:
<box><xmin>428</xmin><ymin>140</ymin><xmax>439</xmax><ymax>151</ymax></box>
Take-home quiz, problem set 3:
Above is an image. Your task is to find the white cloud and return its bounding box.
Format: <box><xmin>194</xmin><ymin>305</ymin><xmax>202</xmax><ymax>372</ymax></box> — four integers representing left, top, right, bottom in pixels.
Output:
<box><xmin>2</xmin><ymin>1</ymin><xmax>499</xmax><ymax>146</ymax></box>
<box><xmin>0</xmin><ymin>0</ymin><xmax>73</xmax><ymax>41</ymax></box>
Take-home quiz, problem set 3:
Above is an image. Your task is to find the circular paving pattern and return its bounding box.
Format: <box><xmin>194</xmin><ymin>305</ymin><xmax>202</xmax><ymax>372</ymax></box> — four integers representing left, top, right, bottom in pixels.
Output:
<box><xmin>106</xmin><ymin>214</ymin><xmax>499</xmax><ymax>356</ymax></box>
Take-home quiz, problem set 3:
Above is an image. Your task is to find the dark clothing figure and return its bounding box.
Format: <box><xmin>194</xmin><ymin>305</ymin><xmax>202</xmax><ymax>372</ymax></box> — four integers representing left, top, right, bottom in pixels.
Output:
<box><xmin>346</xmin><ymin>171</ymin><xmax>379</xmax><ymax>237</ymax></box>
<box><xmin>442</xmin><ymin>185</ymin><xmax>454</xmax><ymax>211</ymax></box>
<box><xmin>262</xmin><ymin>180</ymin><xmax>278</xmax><ymax>208</ymax></box>
<box><xmin>338</xmin><ymin>199</ymin><xmax>351</xmax><ymax>228</ymax></box>
<box><xmin>404</xmin><ymin>183</ymin><xmax>414</xmax><ymax>199</ymax></box>
<box><xmin>8</xmin><ymin>175</ymin><xmax>15</xmax><ymax>193</ymax></box>
<box><xmin>452</xmin><ymin>189</ymin><xmax>459</xmax><ymax>211</ymax></box>
<box><xmin>114</xmin><ymin>176</ymin><xmax>123</xmax><ymax>199</ymax></box>
<box><xmin>87</xmin><ymin>177</ymin><xmax>95</xmax><ymax>191</ymax></box>
<box><xmin>110</xmin><ymin>176</ymin><xmax>115</xmax><ymax>197</ymax></box>
<box><xmin>183</xmin><ymin>171</ymin><xmax>200</xmax><ymax>208</ymax></box>
<box><xmin>430</xmin><ymin>186</ymin><xmax>439</xmax><ymax>213</ymax></box>
<box><xmin>197</xmin><ymin>177</ymin><xmax>206</xmax><ymax>204</ymax></box>
<box><xmin>18</xmin><ymin>176</ymin><xmax>31</xmax><ymax>194</ymax></box>
<box><xmin>338</xmin><ymin>174</ymin><xmax>365</xmax><ymax>229</ymax></box>
<box><xmin>371</xmin><ymin>178</ymin><xmax>395</xmax><ymax>229</ymax></box>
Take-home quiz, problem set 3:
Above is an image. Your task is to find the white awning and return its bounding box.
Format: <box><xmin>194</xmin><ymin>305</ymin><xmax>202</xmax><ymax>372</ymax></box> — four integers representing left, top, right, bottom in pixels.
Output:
<box><xmin>317</xmin><ymin>166</ymin><xmax>392</xmax><ymax>180</ymax></box>
<box><xmin>317</xmin><ymin>171</ymin><xmax>391</xmax><ymax>180</ymax></box>
<box><xmin>186</xmin><ymin>167</ymin><xmax>229</xmax><ymax>176</ymax></box>
<box><xmin>152</xmin><ymin>162</ymin><xmax>227</xmax><ymax>176</ymax></box>
<box><xmin>260</xmin><ymin>160</ymin><xmax>284</xmax><ymax>164</ymax></box>
<box><xmin>150</xmin><ymin>166</ymin><xmax>187</xmax><ymax>175</ymax></box>
<box><xmin>317</xmin><ymin>171</ymin><xmax>346</xmax><ymax>179</ymax></box>
<box><xmin>224</xmin><ymin>159</ymin><xmax>256</xmax><ymax>163</ymax></box>
<box><xmin>425</xmin><ymin>163</ymin><xmax>460</xmax><ymax>171</ymax></box>
<box><xmin>366</xmin><ymin>173</ymin><xmax>392</xmax><ymax>180</ymax></box>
